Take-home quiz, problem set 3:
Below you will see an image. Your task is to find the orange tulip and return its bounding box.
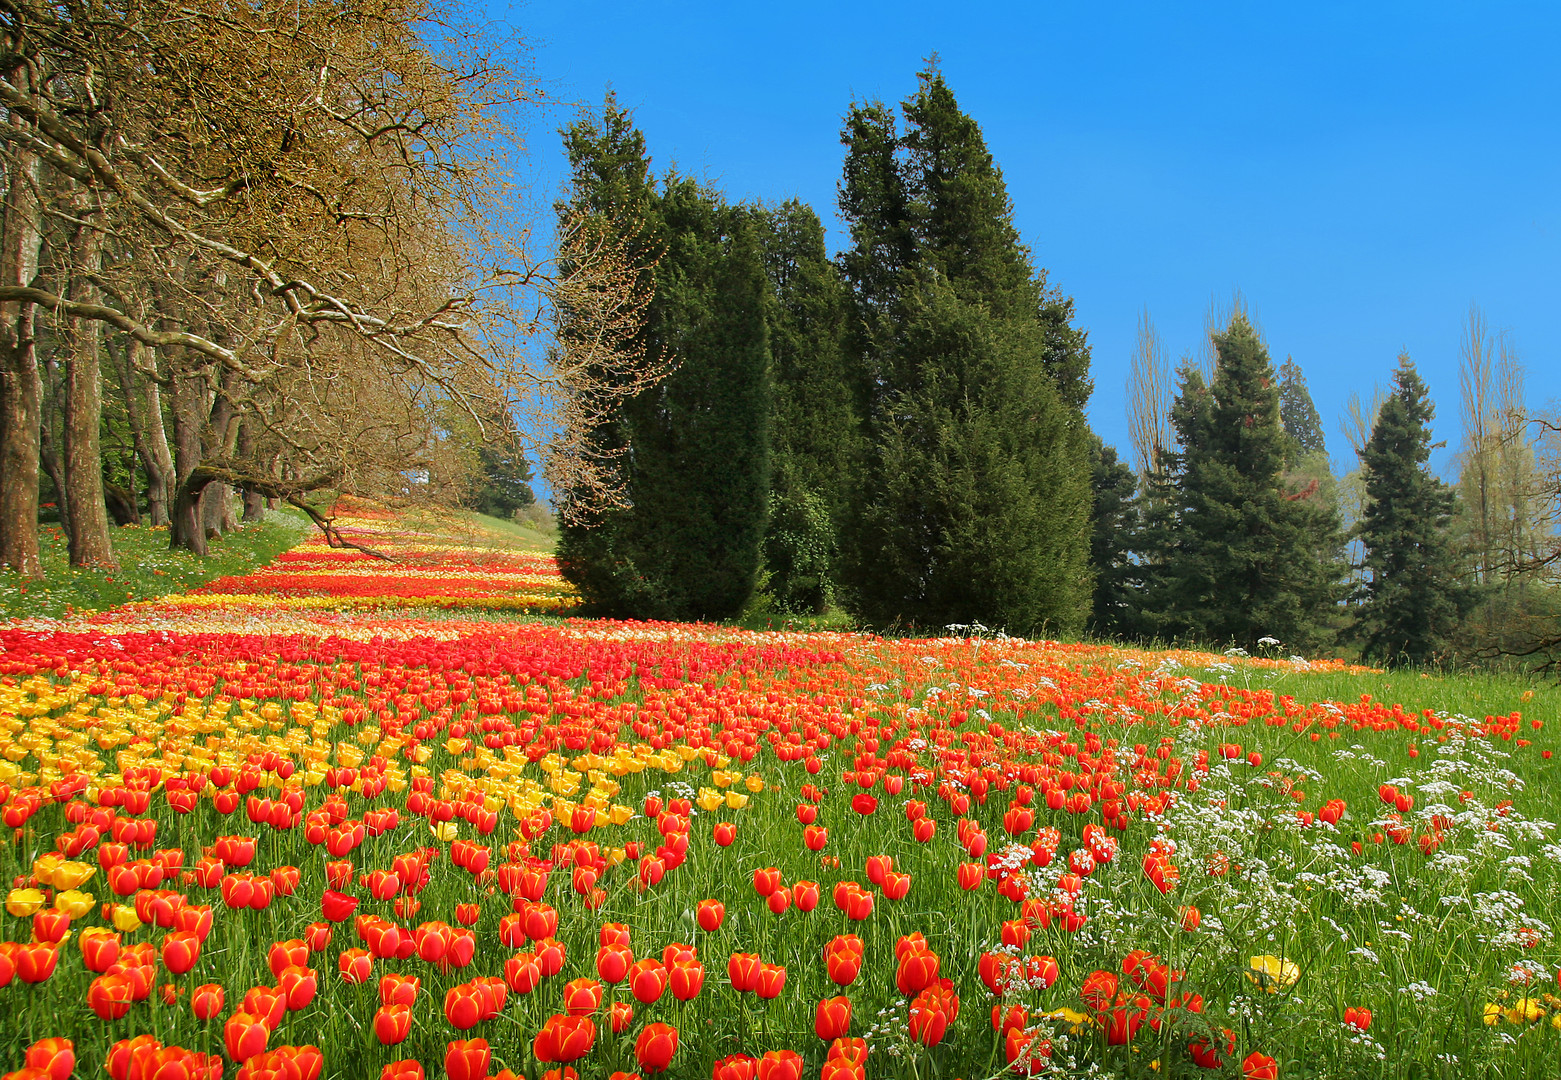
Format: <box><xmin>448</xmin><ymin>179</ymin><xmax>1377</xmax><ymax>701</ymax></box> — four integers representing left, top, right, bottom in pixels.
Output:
<box><xmin>629</xmin><ymin>958</ymin><xmax>667</xmax><ymax>1004</ymax></box>
<box><xmin>267</xmin><ymin>939</ymin><xmax>309</xmax><ymax>978</ymax></box>
<box><xmin>1242</xmin><ymin>1052</ymin><xmax>1279</xmax><ymax>1080</ymax></box>
<box><xmin>669</xmin><ymin>958</ymin><xmax>705</xmax><ymax>1001</ymax></box>
<box><xmin>728</xmin><ymin>952</ymin><xmax>761</xmax><ymax>993</ymax></box>
<box><xmin>279</xmin><ymin>965</ymin><xmax>319</xmax><ymax>1011</ymax></box>
<box><xmin>380</xmin><ymin>973</ymin><xmax>420</xmax><ymax>1007</ymax></box>
<box><xmin>382</xmin><ymin>1060</ymin><xmax>424</xmax><ymax>1080</ymax></box>
<box><xmin>17</xmin><ymin>942</ymin><xmax>59</xmax><ymax>984</ymax></box>
<box><xmin>756</xmin><ymin>1051</ymin><xmax>803</xmax><ymax>1080</ymax></box>
<box><xmin>608</xmin><ymin>1000</ymin><xmax>634</xmax><ymax>1033</ymax></box>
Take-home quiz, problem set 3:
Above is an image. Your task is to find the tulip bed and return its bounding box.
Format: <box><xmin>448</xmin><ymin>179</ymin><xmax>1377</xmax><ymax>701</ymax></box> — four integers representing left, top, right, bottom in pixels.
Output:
<box><xmin>0</xmin><ymin>508</ymin><xmax>1558</xmax><ymax>1080</ymax></box>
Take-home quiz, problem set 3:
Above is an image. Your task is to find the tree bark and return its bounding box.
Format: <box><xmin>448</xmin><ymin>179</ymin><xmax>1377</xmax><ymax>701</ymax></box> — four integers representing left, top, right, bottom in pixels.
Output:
<box><xmin>0</xmin><ymin>90</ymin><xmax>44</xmax><ymax>577</ymax></box>
<box><xmin>167</xmin><ymin>362</ymin><xmax>208</xmax><ymax>552</ymax></box>
<box><xmin>38</xmin><ymin>412</ymin><xmax>70</xmax><ymax>541</ymax></box>
<box><xmin>238</xmin><ymin>417</ymin><xmax>265</xmax><ymax>522</ymax></box>
<box><xmin>61</xmin><ymin>211</ymin><xmax>116</xmax><ymax>567</ymax></box>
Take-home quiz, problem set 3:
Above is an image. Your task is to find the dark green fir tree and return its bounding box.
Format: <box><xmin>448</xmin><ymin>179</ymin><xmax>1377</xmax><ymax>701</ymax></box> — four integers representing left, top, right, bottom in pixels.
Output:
<box><xmin>1162</xmin><ymin>316</ymin><xmax>1344</xmax><ymax>652</ymax></box>
<box><xmin>1087</xmin><ymin>435</ymin><xmax>1143</xmax><ymax>639</ymax></box>
<box><xmin>1277</xmin><ymin>357</ymin><xmax>1328</xmax><ymax>461</ymax></box>
<box><xmin>837</xmin><ymin>65</ymin><xmax>1094</xmax><ymax>635</ymax></box>
<box><xmin>1352</xmin><ymin>355</ymin><xmax>1473</xmax><ymax>664</ymax></box>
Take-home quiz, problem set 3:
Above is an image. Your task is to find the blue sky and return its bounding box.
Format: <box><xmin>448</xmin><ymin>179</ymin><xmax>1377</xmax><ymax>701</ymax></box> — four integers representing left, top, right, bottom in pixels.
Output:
<box><xmin>504</xmin><ymin>0</ymin><xmax>1559</xmax><ymax>479</ymax></box>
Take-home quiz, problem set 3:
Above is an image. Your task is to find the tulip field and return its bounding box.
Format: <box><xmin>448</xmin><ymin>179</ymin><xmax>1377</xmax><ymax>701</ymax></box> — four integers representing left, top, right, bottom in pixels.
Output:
<box><xmin>1</xmin><ymin>505</ymin><xmax>1559</xmax><ymax>1080</ymax></box>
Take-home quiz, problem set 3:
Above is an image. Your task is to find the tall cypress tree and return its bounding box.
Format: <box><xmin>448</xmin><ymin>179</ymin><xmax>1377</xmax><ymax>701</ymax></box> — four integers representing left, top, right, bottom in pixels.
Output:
<box><xmin>1352</xmin><ymin>356</ymin><xmax>1473</xmax><ymax>663</ymax></box>
<box><xmin>1162</xmin><ymin>315</ymin><xmax>1343</xmax><ymax>651</ymax></box>
<box><xmin>555</xmin><ymin>102</ymin><xmax>770</xmax><ymax>621</ymax></box>
<box><xmin>759</xmin><ymin>201</ymin><xmax>858</xmax><ymax>614</ymax></box>
<box><xmin>837</xmin><ymin>66</ymin><xmax>1094</xmax><ymax>635</ymax></box>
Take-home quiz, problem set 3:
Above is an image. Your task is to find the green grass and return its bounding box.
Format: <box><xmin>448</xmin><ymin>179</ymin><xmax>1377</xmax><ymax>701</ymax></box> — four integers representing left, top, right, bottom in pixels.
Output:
<box><xmin>0</xmin><ymin>510</ymin><xmax>309</xmax><ymax>620</ymax></box>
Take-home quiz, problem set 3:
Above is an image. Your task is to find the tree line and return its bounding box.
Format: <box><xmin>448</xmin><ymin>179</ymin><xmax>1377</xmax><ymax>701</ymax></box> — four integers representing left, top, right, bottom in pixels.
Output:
<box><xmin>553</xmin><ymin>66</ymin><xmax>1560</xmax><ymax>668</ymax></box>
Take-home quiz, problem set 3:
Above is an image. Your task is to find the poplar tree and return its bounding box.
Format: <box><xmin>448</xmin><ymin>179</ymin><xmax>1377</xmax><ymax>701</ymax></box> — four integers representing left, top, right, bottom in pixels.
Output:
<box><xmin>1088</xmin><ymin>436</ymin><xmax>1143</xmax><ymax>639</ymax></box>
<box><xmin>837</xmin><ymin>66</ymin><xmax>1093</xmax><ymax>635</ymax></box>
<box><xmin>1353</xmin><ymin>356</ymin><xmax>1472</xmax><ymax>663</ymax></box>
<box><xmin>1161</xmin><ymin>315</ymin><xmax>1343</xmax><ymax>651</ymax></box>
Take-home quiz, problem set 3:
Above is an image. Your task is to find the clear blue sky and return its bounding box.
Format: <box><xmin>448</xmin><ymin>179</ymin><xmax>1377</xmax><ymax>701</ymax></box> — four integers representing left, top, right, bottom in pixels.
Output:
<box><xmin>504</xmin><ymin>0</ymin><xmax>1559</xmax><ymax>479</ymax></box>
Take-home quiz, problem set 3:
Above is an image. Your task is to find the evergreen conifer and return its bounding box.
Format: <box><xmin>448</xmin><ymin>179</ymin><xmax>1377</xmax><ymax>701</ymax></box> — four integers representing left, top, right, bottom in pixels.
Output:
<box><xmin>1353</xmin><ymin>356</ymin><xmax>1473</xmax><ymax>663</ymax></box>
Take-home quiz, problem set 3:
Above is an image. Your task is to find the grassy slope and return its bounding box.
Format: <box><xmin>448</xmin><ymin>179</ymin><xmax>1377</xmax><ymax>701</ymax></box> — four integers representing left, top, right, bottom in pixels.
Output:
<box><xmin>0</xmin><ymin>510</ymin><xmax>310</xmax><ymax>621</ymax></box>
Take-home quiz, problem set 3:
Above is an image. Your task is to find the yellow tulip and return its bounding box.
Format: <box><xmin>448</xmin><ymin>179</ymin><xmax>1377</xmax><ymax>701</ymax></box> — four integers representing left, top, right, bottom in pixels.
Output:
<box><xmin>51</xmin><ymin>860</ymin><xmax>96</xmax><ymax>890</ymax></box>
<box><xmin>696</xmin><ymin>789</ymin><xmax>724</xmax><ymax>813</ymax></box>
<box><xmin>56</xmin><ymin>889</ymin><xmax>95</xmax><ymax>920</ymax></box>
<box><xmin>725</xmin><ymin>791</ymin><xmax>749</xmax><ymax>810</ymax></box>
<box><xmin>111</xmin><ymin>904</ymin><xmax>143</xmax><ymax>933</ymax></box>
<box><xmin>1246</xmin><ymin>955</ymin><xmax>1300</xmax><ymax>993</ymax></box>
<box><xmin>5</xmin><ymin>888</ymin><xmax>46</xmax><ymax>917</ymax></box>
<box><xmin>745</xmin><ymin>774</ymin><xmax>765</xmax><ymax>794</ymax></box>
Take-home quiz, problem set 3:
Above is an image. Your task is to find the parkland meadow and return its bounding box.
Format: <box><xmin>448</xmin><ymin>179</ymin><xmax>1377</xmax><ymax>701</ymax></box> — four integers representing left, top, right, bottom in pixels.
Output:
<box><xmin>0</xmin><ymin>507</ymin><xmax>1556</xmax><ymax>1080</ymax></box>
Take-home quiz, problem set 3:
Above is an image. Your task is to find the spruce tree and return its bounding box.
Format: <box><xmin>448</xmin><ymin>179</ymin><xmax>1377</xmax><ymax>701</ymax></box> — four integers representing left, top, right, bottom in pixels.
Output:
<box><xmin>837</xmin><ymin>67</ymin><xmax>1094</xmax><ymax>635</ymax></box>
<box><xmin>1162</xmin><ymin>316</ymin><xmax>1343</xmax><ymax>652</ymax></box>
<box><xmin>758</xmin><ymin>201</ymin><xmax>858</xmax><ymax>614</ymax></box>
<box><xmin>1087</xmin><ymin>436</ymin><xmax>1143</xmax><ymax>639</ymax></box>
<box><xmin>1352</xmin><ymin>356</ymin><xmax>1473</xmax><ymax>664</ymax></box>
<box><xmin>1278</xmin><ymin>357</ymin><xmax>1327</xmax><ymax>460</ymax></box>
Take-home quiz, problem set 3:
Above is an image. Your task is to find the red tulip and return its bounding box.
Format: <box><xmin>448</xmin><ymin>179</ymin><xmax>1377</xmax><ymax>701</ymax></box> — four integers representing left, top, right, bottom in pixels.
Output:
<box><xmin>380</xmin><ymin>973</ymin><xmax>420</xmax><ymax>1007</ymax></box>
<box><xmin>851</xmin><ymin>793</ymin><xmax>877</xmax><ymax>815</ymax></box>
<box><xmin>755</xmin><ymin>963</ymin><xmax>786</xmax><ymax>1000</ymax></box>
<box><xmin>321</xmin><ymin>890</ymin><xmax>358</xmax><ymax>923</ymax></box>
<box><xmin>865</xmin><ymin>855</ymin><xmax>892</xmax><ymax>885</ymax></box>
<box><xmin>608</xmin><ymin>1001</ymin><xmax>634</xmax><ymax>1033</ymax></box>
<box><xmin>803</xmin><ymin>825</ymin><xmax>827</xmax><ymax>851</ymax></box>
<box><xmin>80</xmin><ymin>930</ymin><xmax>120</xmax><ymax>973</ymax></box>
<box><xmin>504</xmin><ymin>953</ymin><xmax>542</xmax><ymax>994</ymax></box>
<box><xmin>23</xmin><ymin>1037</ymin><xmax>73</xmax><ymax>1080</ymax></box>
<box><xmin>267</xmin><ymin>940</ymin><xmax>309</xmax><ymax>978</ymax></box>
<box><xmin>728</xmin><ymin>952</ymin><xmax>762</xmax><ymax>993</ymax></box>
<box><xmin>445</xmin><ymin>1039</ymin><xmax>491</xmax><ymax>1080</ymax></box>
<box><xmin>16</xmin><ymin>942</ymin><xmax>59</xmax><ymax>984</ymax></box>
<box><xmin>563</xmin><ymin>977</ymin><xmax>603</xmax><ymax>1016</ymax></box>
<box><xmin>599</xmin><ymin>923</ymin><xmax>631</xmax><ymax>947</ymax></box>
<box><xmin>339</xmin><ymin>948</ymin><xmax>372</xmax><ymax>984</ymax></box>
<box><xmin>634</xmin><ymin>1022</ymin><xmax>679</xmax><ymax>1074</ymax></box>
<box><xmin>1189</xmin><ymin>1028</ymin><xmax>1235</xmax><ymax>1069</ymax></box>
<box><xmin>957</xmin><ymin>862</ymin><xmax>983</xmax><ymax>890</ymax></box>
<box><xmin>912</xmin><ymin>816</ymin><xmax>936</xmax><ymax>842</ymax></box>
<box><xmin>793</xmin><ymin>880</ymin><xmax>820</xmax><ymax>912</ymax></box>
<box><xmin>669</xmin><ymin>958</ymin><xmax>705</xmax><ymax>1001</ymax></box>
<box><xmin>445</xmin><ymin>983</ymin><xmax>486</xmax><ymax>1030</ymax></box>
<box><xmin>712</xmin><ymin>822</ymin><xmax>736</xmax><ymax>846</ymax></box>
<box><xmin>381</xmin><ymin>1061</ymin><xmax>424</xmax><ymax>1080</ymax></box>
<box><xmin>376</xmin><ymin>1003</ymin><xmax>413</xmax><ymax>1045</ymax></box>
<box><xmin>189</xmin><ymin>982</ymin><xmax>224</xmax><ymax>1021</ymax></box>
<box><xmin>756</xmin><ymin>1050</ymin><xmax>803</xmax><ymax>1080</ymax></box>
<box><xmin>713</xmin><ymin>1056</ymin><xmax>758</xmax><ymax>1080</ymax></box>
<box><xmin>161</xmin><ymin>930</ymin><xmax>201</xmax><ymax>975</ymax></box>
<box><xmin>696</xmin><ymin>899</ymin><xmax>724</xmax><ymax>932</ymax></box>
<box><xmin>752</xmin><ymin>867</ymin><xmax>781</xmax><ymax>896</ymax></box>
<box><xmin>629</xmin><ymin>958</ymin><xmax>667</xmax><ymax>1004</ymax></box>
<box><xmin>532</xmin><ymin>1014</ymin><xmax>596</xmax><ymax>1063</ymax></box>
<box><xmin>1242</xmin><ymin>1052</ymin><xmax>1279</xmax><ymax>1080</ymax></box>
<box><xmin>815</xmin><ymin>996</ymin><xmax>852</xmax><ymax>1040</ymax></box>
<box><xmin>224</xmin><ymin>1012</ymin><xmax>269</xmax><ymax>1063</ymax></box>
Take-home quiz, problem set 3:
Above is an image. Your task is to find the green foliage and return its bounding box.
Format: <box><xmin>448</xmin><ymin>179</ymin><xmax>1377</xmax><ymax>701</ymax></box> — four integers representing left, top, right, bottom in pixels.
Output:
<box><xmin>1277</xmin><ymin>356</ymin><xmax>1328</xmax><ymax>461</ymax></box>
<box><xmin>463</xmin><ymin>441</ymin><xmax>535</xmax><ymax>520</ymax></box>
<box><xmin>1353</xmin><ymin>356</ymin><xmax>1475</xmax><ymax>664</ymax></box>
<box><xmin>837</xmin><ymin>66</ymin><xmax>1094</xmax><ymax>635</ymax></box>
<box><xmin>0</xmin><ymin>511</ymin><xmax>307</xmax><ymax>619</ymax></box>
<box><xmin>1158</xmin><ymin>316</ymin><xmax>1345</xmax><ymax>652</ymax></box>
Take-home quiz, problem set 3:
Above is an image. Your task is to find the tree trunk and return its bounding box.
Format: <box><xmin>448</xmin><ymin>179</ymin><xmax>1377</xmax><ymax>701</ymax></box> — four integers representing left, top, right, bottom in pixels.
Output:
<box><xmin>111</xmin><ymin>338</ymin><xmax>173</xmax><ymax>527</ymax></box>
<box><xmin>61</xmin><ymin>213</ymin><xmax>116</xmax><ymax>568</ymax></box>
<box><xmin>167</xmin><ymin>365</ymin><xmax>208</xmax><ymax>552</ymax></box>
<box><xmin>0</xmin><ymin>107</ymin><xmax>44</xmax><ymax>578</ymax></box>
<box><xmin>238</xmin><ymin>418</ymin><xmax>265</xmax><ymax>522</ymax></box>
